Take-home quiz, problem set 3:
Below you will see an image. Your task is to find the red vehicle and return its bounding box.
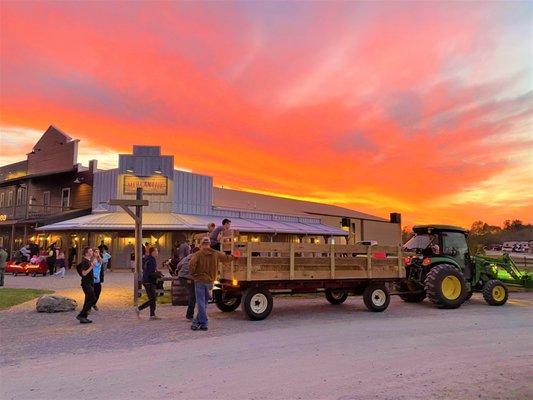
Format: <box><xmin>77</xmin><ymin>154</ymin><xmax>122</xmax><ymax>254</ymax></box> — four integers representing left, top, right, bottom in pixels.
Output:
<box><xmin>5</xmin><ymin>261</ymin><xmax>29</xmax><ymax>276</ymax></box>
<box><xmin>25</xmin><ymin>261</ymin><xmax>49</xmax><ymax>277</ymax></box>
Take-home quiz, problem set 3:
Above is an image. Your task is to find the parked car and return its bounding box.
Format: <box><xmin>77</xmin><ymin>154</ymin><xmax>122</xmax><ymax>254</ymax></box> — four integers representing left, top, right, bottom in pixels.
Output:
<box><xmin>502</xmin><ymin>242</ymin><xmax>516</xmax><ymax>252</ymax></box>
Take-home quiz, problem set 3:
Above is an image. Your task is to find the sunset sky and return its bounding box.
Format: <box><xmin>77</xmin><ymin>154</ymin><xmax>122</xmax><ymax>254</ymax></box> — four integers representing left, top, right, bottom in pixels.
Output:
<box><xmin>1</xmin><ymin>1</ymin><xmax>532</xmax><ymax>227</ymax></box>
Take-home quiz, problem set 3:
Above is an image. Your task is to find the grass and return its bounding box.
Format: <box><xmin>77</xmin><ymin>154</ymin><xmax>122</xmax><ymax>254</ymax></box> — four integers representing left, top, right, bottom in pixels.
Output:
<box><xmin>139</xmin><ymin>292</ymin><xmax>173</xmax><ymax>305</ymax></box>
<box><xmin>0</xmin><ymin>288</ymin><xmax>54</xmax><ymax>310</ymax></box>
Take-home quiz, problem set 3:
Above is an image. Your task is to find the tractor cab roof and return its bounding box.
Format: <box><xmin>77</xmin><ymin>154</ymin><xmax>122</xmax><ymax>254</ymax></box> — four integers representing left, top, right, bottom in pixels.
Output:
<box><xmin>412</xmin><ymin>225</ymin><xmax>467</xmax><ymax>234</ymax></box>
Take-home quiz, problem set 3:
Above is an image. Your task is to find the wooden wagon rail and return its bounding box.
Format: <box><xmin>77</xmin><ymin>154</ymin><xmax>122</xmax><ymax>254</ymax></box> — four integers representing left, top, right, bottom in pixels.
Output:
<box><xmin>220</xmin><ymin>240</ymin><xmax>405</xmax><ymax>282</ymax></box>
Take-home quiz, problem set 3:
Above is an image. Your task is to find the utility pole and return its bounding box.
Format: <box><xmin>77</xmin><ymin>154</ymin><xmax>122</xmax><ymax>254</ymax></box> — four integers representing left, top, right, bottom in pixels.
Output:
<box><xmin>109</xmin><ymin>188</ymin><xmax>148</xmax><ymax>305</ymax></box>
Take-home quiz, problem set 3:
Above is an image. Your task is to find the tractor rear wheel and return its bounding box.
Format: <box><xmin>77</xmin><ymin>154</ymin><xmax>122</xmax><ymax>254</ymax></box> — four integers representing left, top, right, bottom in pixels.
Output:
<box><xmin>425</xmin><ymin>264</ymin><xmax>466</xmax><ymax>309</ymax></box>
<box><xmin>325</xmin><ymin>289</ymin><xmax>348</xmax><ymax>305</ymax></box>
<box><xmin>482</xmin><ymin>280</ymin><xmax>508</xmax><ymax>306</ymax></box>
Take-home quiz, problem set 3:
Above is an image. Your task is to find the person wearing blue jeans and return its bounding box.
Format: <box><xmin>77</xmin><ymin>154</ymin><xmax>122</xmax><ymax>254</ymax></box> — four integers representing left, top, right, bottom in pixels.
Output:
<box><xmin>193</xmin><ymin>281</ymin><xmax>212</xmax><ymax>329</ymax></box>
<box><xmin>188</xmin><ymin>236</ymin><xmax>237</xmax><ymax>331</ymax></box>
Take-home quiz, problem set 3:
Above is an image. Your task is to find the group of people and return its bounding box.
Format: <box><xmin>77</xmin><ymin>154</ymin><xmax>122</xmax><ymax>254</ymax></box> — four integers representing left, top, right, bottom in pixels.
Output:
<box><xmin>135</xmin><ymin>219</ymin><xmax>237</xmax><ymax>331</ymax></box>
<box><xmin>14</xmin><ymin>240</ymin><xmax>111</xmax><ymax>279</ymax></box>
<box><xmin>75</xmin><ymin>246</ymin><xmax>109</xmax><ymax>324</ymax></box>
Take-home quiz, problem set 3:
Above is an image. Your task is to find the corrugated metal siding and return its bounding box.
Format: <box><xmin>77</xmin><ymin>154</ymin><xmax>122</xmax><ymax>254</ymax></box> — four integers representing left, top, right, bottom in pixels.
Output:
<box><xmin>362</xmin><ymin>220</ymin><xmax>401</xmax><ymax>246</ymax></box>
<box><xmin>172</xmin><ymin>171</ymin><xmax>212</xmax><ymax>215</ymax></box>
<box><xmin>92</xmin><ymin>169</ymin><xmax>119</xmax><ymax>211</ymax></box>
<box><xmin>132</xmin><ymin>146</ymin><xmax>160</xmax><ymax>156</ymax></box>
<box><xmin>118</xmin><ymin>154</ymin><xmax>174</xmax><ymax>177</ymax></box>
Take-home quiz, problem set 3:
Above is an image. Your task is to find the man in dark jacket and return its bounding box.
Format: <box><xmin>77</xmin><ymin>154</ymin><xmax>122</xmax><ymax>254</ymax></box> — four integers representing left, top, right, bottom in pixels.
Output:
<box><xmin>136</xmin><ymin>247</ymin><xmax>161</xmax><ymax>320</ymax></box>
<box><xmin>189</xmin><ymin>237</ymin><xmax>237</xmax><ymax>331</ymax></box>
<box><xmin>76</xmin><ymin>247</ymin><xmax>95</xmax><ymax>324</ymax></box>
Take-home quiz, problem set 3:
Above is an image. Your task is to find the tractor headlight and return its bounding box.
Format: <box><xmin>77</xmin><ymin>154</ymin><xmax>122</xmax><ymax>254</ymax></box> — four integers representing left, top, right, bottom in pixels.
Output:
<box><xmin>422</xmin><ymin>258</ymin><xmax>432</xmax><ymax>266</ymax></box>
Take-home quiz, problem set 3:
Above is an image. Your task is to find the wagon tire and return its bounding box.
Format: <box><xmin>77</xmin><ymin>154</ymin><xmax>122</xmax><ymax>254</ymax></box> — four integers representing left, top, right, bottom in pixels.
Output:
<box><xmin>399</xmin><ymin>291</ymin><xmax>426</xmax><ymax>303</ymax></box>
<box><xmin>241</xmin><ymin>287</ymin><xmax>273</xmax><ymax>321</ymax></box>
<box><xmin>325</xmin><ymin>289</ymin><xmax>348</xmax><ymax>305</ymax></box>
<box><xmin>215</xmin><ymin>292</ymin><xmax>242</xmax><ymax>312</ymax></box>
<box><xmin>363</xmin><ymin>284</ymin><xmax>390</xmax><ymax>312</ymax></box>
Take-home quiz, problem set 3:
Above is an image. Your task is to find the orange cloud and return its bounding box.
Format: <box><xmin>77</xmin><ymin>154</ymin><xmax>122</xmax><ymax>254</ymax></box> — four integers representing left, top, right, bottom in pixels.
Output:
<box><xmin>1</xmin><ymin>2</ymin><xmax>531</xmax><ymax>227</ymax></box>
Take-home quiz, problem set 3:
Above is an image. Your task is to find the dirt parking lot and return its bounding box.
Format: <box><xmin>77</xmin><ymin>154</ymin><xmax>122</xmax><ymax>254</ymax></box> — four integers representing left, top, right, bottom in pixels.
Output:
<box><xmin>1</xmin><ymin>272</ymin><xmax>532</xmax><ymax>400</ymax></box>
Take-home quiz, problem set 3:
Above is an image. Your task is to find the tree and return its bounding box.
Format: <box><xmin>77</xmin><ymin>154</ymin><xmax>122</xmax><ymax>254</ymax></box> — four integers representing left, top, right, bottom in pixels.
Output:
<box><xmin>401</xmin><ymin>226</ymin><xmax>413</xmax><ymax>244</ymax></box>
<box><xmin>510</xmin><ymin>220</ymin><xmax>524</xmax><ymax>231</ymax></box>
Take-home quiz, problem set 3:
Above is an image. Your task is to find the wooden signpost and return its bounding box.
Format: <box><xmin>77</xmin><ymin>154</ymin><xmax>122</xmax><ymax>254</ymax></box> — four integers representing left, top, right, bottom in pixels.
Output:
<box><xmin>109</xmin><ymin>187</ymin><xmax>148</xmax><ymax>305</ymax></box>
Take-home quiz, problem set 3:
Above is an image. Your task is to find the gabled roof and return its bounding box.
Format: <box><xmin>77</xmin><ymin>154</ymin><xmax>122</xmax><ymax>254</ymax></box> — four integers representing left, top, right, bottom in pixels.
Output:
<box><xmin>213</xmin><ymin>188</ymin><xmax>388</xmax><ymax>221</ymax></box>
<box><xmin>32</xmin><ymin>125</ymin><xmax>74</xmax><ymax>150</ymax></box>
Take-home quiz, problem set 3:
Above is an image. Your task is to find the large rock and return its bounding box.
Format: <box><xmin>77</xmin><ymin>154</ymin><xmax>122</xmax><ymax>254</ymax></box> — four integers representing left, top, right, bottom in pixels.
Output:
<box><xmin>36</xmin><ymin>295</ymin><xmax>77</xmax><ymax>313</ymax></box>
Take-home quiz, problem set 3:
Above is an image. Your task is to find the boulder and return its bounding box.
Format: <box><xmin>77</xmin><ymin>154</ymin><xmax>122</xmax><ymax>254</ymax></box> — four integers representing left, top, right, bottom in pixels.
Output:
<box><xmin>36</xmin><ymin>295</ymin><xmax>77</xmax><ymax>313</ymax></box>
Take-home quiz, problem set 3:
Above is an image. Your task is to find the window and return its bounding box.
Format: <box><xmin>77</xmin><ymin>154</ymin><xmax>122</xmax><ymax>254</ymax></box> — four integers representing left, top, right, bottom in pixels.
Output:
<box><xmin>7</xmin><ymin>191</ymin><xmax>13</xmax><ymax>207</ymax></box>
<box><xmin>16</xmin><ymin>187</ymin><xmax>27</xmax><ymax>206</ymax></box>
<box><xmin>61</xmin><ymin>188</ymin><xmax>71</xmax><ymax>209</ymax></box>
<box><xmin>442</xmin><ymin>232</ymin><xmax>468</xmax><ymax>257</ymax></box>
<box><xmin>0</xmin><ymin>192</ymin><xmax>4</xmax><ymax>208</ymax></box>
<box><xmin>43</xmin><ymin>191</ymin><xmax>50</xmax><ymax>213</ymax></box>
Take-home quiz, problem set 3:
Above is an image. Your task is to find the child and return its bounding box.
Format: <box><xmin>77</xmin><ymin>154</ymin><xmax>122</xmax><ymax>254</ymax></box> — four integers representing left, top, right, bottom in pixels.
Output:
<box><xmin>54</xmin><ymin>251</ymin><xmax>67</xmax><ymax>278</ymax></box>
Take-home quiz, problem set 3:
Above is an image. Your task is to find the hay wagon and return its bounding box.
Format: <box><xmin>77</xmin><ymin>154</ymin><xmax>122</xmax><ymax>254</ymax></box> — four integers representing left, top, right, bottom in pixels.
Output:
<box><xmin>208</xmin><ymin>240</ymin><xmax>405</xmax><ymax>320</ymax></box>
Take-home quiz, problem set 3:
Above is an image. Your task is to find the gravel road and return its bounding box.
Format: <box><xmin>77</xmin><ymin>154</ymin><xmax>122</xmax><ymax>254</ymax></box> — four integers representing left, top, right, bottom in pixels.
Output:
<box><xmin>1</xmin><ymin>272</ymin><xmax>532</xmax><ymax>400</ymax></box>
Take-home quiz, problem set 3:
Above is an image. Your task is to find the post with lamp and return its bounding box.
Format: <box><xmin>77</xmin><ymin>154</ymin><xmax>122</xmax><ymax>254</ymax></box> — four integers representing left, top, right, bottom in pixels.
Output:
<box><xmin>108</xmin><ymin>188</ymin><xmax>148</xmax><ymax>306</ymax></box>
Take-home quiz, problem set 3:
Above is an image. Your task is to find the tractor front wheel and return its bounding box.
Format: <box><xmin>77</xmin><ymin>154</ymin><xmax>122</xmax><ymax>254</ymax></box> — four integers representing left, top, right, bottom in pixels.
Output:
<box><xmin>482</xmin><ymin>280</ymin><xmax>508</xmax><ymax>306</ymax></box>
<box><xmin>425</xmin><ymin>264</ymin><xmax>467</xmax><ymax>309</ymax></box>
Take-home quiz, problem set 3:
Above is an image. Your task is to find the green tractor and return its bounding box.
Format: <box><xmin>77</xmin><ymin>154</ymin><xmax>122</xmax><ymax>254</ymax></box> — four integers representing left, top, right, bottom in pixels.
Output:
<box><xmin>398</xmin><ymin>225</ymin><xmax>531</xmax><ymax>309</ymax></box>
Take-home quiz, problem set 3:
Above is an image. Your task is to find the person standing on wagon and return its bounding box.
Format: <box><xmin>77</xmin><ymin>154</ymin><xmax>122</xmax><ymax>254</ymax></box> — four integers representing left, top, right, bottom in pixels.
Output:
<box><xmin>76</xmin><ymin>247</ymin><xmax>96</xmax><ymax>324</ymax></box>
<box><xmin>189</xmin><ymin>237</ymin><xmax>237</xmax><ymax>331</ymax></box>
<box><xmin>209</xmin><ymin>218</ymin><xmax>231</xmax><ymax>251</ymax></box>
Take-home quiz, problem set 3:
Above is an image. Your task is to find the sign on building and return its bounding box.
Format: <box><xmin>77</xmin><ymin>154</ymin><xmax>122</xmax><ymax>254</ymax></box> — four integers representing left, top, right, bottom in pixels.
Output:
<box><xmin>123</xmin><ymin>176</ymin><xmax>168</xmax><ymax>195</ymax></box>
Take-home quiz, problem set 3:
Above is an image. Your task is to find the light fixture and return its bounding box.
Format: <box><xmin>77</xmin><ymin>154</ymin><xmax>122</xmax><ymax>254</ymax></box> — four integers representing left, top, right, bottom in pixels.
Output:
<box><xmin>154</xmin><ymin>167</ymin><xmax>162</xmax><ymax>174</ymax></box>
<box><xmin>73</xmin><ymin>177</ymin><xmax>84</xmax><ymax>184</ymax></box>
<box><xmin>126</xmin><ymin>167</ymin><xmax>134</xmax><ymax>174</ymax></box>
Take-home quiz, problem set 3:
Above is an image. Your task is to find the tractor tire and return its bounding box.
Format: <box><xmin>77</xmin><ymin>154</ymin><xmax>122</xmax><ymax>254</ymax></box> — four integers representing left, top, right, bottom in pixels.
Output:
<box><xmin>482</xmin><ymin>280</ymin><xmax>508</xmax><ymax>306</ymax></box>
<box><xmin>425</xmin><ymin>264</ymin><xmax>467</xmax><ymax>309</ymax></box>
<box><xmin>363</xmin><ymin>284</ymin><xmax>390</xmax><ymax>312</ymax></box>
<box><xmin>325</xmin><ymin>289</ymin><xmax>348</xmax><ymax>305</ymax></box>
<box><xmin>241</xmin><ymin>287</ymin><xmax>273</xmax><ymax>320</ymax></box>
<box><xmin>215</xmin><ymin>292</ymin><xmax>241</xmax><ymax>312</ymax></box>
<box><xmin>464</xmin><ymin>291</ymin><xmax>473</xmax><ymax>301</ymax></box>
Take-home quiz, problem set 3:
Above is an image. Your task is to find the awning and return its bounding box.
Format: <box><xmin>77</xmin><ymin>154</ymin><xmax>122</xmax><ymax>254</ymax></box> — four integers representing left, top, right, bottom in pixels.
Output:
<box><xmin>35</xmin><ymin>212</ymin><xmax>348</xmax><ymax>236</ymax></box>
